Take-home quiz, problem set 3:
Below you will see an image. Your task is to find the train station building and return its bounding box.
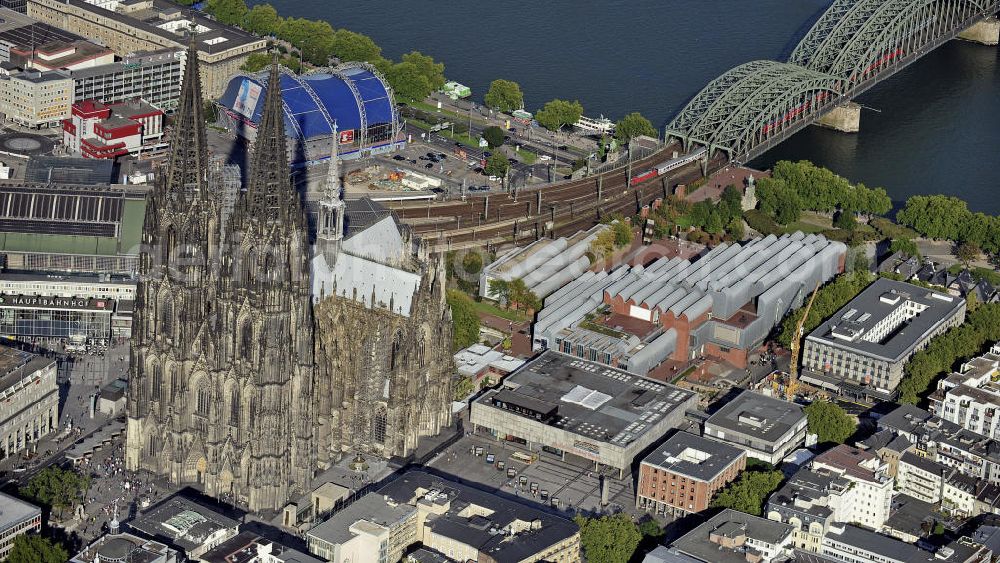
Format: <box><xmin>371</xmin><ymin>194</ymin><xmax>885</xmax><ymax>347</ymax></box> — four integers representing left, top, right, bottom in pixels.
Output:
<box><xmin>469</xmin><ymin>350</ymin><xmax>697</xmax><ymax>477</ymax></box>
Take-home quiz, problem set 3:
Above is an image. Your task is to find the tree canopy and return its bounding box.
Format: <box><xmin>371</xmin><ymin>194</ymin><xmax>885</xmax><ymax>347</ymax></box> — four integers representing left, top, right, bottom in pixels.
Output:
<box><xmin>573</xmin><ymin>513</ymin><xmax>643</xmax><ymax>563</ymax></box>
<box><xmin>484</xmin><ymin>79</ymin><xmax>523</xmax><ymax>112</ymax></box>
<box><xmin>205</xmin><ymin>0</ymin><xmax>248</xmax><ymax>26</ymax></box>
<box><xmin>484</xmin><ymin>152</ymin><xmax>511</xmax><ymax>178</ymax></box>
<box><xmin>899</xmin><ymin>302</ymin><xmax>1000</xmax><ymax>403</ymax></box>
<box><xmin>535</xmin><ymin>99</ymin><xmax>583</xmax><ymax>131</ymax></box>
<box><xmin>329</xmin><ymin>29</ymin><xmax>382</xmax><ymax>63</ymax></box>
<box><xmin>777</xmin><ymin>270</ymin><xmax>873</xmax><ymax>348</ymax></box>
<box><xmin>482</xmin><ymin>126</ymin><xmax>505</xmax><ymax>149</ymax></box>
<box><xmin>20</xmin><ymin>466</ymin><xmax>90</xmax><ymax>519</ymax></box>
<box><xmin>446</xmin><ymin>290</ymin><xmax>480</xmax><ymax>350</ymax></box>
<box><xmin>614</xmin><ymin>112</ymin><xmax>656</xmax><ymax>142</ymax></box>
<box><xmin>400</xmin><ymin>51</ymin><xmax>445</xmax><ymax>90</ymax></box>
<box><xmin>7</xmin><ymin>534</ymin><xmax>69</xmax><ymax>563</ymax></box>
<box><xmin>246</xmin><ymin>3</ymin><xmax>281</xmax><ymax>36</ymax></box>
<box><xmin>277</xmin><ymin>18</ymin><xmax>336</xmax><ymax>65</ymax></box>
<box><xmin>384</xmin><ymin>61</ymin><xmax>433</xmax><ymax>101</ymax></box>
<box><xmin>805</xmin><ymin>400</ymin><xmax>856</xmax><ymax>444</ymax></box>
<box><xmin>710</xmin><ymin>467</ymin><xmax>784</xmax><ymax>516</ymax></box>
<box><xmin>956</xmin><ymin>242</ymin><xmax>981</xmax><ymax>267</ymax></box>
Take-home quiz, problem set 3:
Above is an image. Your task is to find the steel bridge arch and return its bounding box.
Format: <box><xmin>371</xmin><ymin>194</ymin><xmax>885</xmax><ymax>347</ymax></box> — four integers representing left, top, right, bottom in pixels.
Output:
<box><xmin>665</xmin><ymin>60</ymin><xmax>841</xmax><ymax>160</ymax></box>
<box><xmin>790</xmin><ymin>0</ymin><xmax>996</xmax><ymax>81</ymax></box>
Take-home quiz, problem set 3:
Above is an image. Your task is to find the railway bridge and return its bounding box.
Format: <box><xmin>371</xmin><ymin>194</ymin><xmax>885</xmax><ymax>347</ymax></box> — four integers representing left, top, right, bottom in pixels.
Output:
<box><xmin>666</xmin><ymin>0</ymin><xmax>1000</xmax><ymax>164</ymax></box>
<box><xmin>392</xmin><ymin>0</ymin><xmax>999</xmax><ymax>251</ymax></box>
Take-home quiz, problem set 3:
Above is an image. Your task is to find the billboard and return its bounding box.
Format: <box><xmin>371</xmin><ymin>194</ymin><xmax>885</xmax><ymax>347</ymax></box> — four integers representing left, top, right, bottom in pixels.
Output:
<box><xmin>233</xmin><ymin>79</ymin><xmax>263</xmax><ymax>120</ymax></box>
<box><xmin>339</xmin><ymin>129</ymin><xmax>354</xmax><ymax>144</ymax></box>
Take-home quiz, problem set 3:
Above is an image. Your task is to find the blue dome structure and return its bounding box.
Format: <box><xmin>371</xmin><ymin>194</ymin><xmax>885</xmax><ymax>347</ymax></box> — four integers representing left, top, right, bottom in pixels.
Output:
<box><xmin>217</xmin><ymin>62</ymin><xmax>404</xmax><ymax>166</ymax></box>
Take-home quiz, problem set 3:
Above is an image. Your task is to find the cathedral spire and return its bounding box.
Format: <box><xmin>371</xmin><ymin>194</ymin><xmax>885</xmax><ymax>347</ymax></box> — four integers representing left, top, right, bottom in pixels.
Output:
<box><xmin>243</xmin><ymin>56</ymin><xmax>297</xmax><ymax>223</ymax></box>
<box><xmin>318</xmin><ymin>122</ymin><xmax>345</xmax><ymax>254</ymax></box>
<box><xmin>161</xmin><ymin>37</ymin><xmax>209</xmax><ymax>200</ymax></box>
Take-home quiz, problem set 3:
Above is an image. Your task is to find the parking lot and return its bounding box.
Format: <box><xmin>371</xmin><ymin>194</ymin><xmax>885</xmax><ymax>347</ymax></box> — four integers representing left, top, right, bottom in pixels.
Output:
<box><xmin>426</xmin><ymin>432</ymin><xmax>640</xmax><ymax>517</ymax></box>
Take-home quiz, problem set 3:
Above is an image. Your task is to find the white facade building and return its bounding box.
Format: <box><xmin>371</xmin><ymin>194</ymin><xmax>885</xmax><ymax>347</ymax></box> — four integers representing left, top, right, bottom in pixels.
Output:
<box><xmin>0</xmin><ymin>348</ymin><xmax>57</xmax><ymax>461</ymax></box>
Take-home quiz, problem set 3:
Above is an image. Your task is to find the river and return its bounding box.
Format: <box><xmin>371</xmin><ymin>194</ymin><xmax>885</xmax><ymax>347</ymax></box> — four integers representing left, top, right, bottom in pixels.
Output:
<box><xmin>260</xmin><ymin>0</ymin><xmax>1000</xmax><ymax>212</ymax></box>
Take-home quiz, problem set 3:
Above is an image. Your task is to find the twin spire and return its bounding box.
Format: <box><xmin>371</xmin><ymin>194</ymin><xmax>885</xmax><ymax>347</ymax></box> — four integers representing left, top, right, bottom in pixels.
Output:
<box><xmin>160</xmin><ymin>38</ymin><xmax>209</xmax><ymax>200</ymax></box>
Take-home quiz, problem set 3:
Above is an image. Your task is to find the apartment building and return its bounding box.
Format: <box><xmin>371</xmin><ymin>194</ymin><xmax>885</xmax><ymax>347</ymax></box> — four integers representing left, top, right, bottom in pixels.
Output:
<box><xmin>929</xmin><ymin>343</ymin><xmax>1000</xmax><ymax>440</ymax></box>
<box><xmin>0</xmin><ymin>347</ymin><xmax>57</xmax><ymax>461</ymax></box>
<box><xmin>702</xmin><ymin>390</ymin><xmax>808</xmax><ymax>465</ymax></box>
<box><xmin>0</xmin><ymin>68</ymin><xmax>72</xmax><ymax>127</ymax></box>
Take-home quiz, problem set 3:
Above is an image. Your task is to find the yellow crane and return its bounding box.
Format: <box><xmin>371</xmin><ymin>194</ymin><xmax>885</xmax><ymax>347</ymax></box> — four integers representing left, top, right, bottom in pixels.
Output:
<box><xmin>787</xmin><ymin>281</ymin><xmax>821</xmax><ymax>400</ymax></box>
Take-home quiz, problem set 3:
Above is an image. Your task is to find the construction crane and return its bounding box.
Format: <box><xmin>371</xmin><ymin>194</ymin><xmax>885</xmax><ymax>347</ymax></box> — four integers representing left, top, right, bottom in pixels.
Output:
<box><xmin>786</xmin><ymin>281</ymin><xmax>821</xmax><ymax>400</ymax></box>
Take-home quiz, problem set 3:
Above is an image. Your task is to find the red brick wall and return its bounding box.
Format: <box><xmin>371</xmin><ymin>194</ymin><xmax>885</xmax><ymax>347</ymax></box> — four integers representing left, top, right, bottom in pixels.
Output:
<box><xmin>704</xmin><ymin>342</ymin><xmax>749</xmax><ymax>369</ymax></box>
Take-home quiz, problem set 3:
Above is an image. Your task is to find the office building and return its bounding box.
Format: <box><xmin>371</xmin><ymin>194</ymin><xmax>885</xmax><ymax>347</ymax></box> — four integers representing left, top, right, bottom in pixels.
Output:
<box><xmin>71</xmin><ymin>49</ymin><xmax>183</xmax><ymax>111</ymax></box>
<box><xmin>0</xmin><ymin>67</ymin><xmax>72</xmax><ymax>127</ymax></box>
<box><xmin>810</xmin><ymin>445</ymin><xmax>893</xmax><ymax>530</ymax></box>
<box><xmin>664</xmin><ymin>509</ymin><xmax>793</xmax><ymax>563</ymax></box>
<box><xmin>0</xmin><ymin>492</ymin><xmax>41</xmax><ymax>560</ymax></box>
<box><xmin>929</xmin><ymin>342</ymin><xmax>1000</xmax><ymax>440</ymax></box>
<box><xmin>820</xmin><ymin>523</ymin><xmax>988</xmax><ymax>563</ymax></box>
<box><xmin>703</xmin><ymin>390</ymin><xmax>808</xmax><ymax>464</ymax></box>
<box><xmin>637</xmin><ymin>431</ymin><xmax>746</xmax><ymax>517</ymax></box>
<box><xmin>533</xmin><ymin>232</ymin><xmax>846</xmax><ymax>376</ymax></box>
<box><xmin>306</xmin><ymin>471</ymin><xmax>580</xmax><ymax>563</ymax></box>
<box><xmin>470</xmin><ymin>350</ymin><xmax>697</xmax><ymax>476</ymax></box>
<box><xmin>801</xmin><ymin>278</ymin><xmax>966</xmax><ymax>400</ymax></box>
<box><xmin>0</xmin><ymin>346</ymin><xmax>57</xmax><ymax>460</ymax></box>
<box><xmin>27</xmin><ymin>0</ymin><xmax>266</xmax><ymax>98</ymax></box>
<box><xmin>63</xmin><ymin>98</ymin><xmax>166</xmax><ymax>159</ymax></box>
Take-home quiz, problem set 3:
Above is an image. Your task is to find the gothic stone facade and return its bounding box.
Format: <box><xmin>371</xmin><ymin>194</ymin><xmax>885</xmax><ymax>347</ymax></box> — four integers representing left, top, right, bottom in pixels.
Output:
<box><xmin>125</xmin><ymin>47</ymin><xmax>453</xmax><ymax>512</ymax></box>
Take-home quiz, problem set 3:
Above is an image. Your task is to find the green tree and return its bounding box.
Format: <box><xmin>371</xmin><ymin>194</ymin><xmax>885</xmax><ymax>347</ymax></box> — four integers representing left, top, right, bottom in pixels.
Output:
<box><xmin>889</xmin><ymin>238</ymin><xmax>920</xmax><ymax>259</ymax></box>
<box><xmin>833</xmin><ymin>210</ymin><xmax>857</xmax><ymax>230</ymax></box>
<box><xmin>535</xmin><ymin>99</ymin><xmax>583</xmax><ymax>131</ymax></box>
<box><xmin>727</xmin><ymin>217</ymin><xmax>745</xmax><ymax>240</ymax></box>
<box><xmin>614</xmin><ymin>112</ymin><xmax>656</xmax><ymax>142</ymax></box>
<box><xmin>20</xmin><ymin>466</ymin><xmax>90</xmax><ymax>520</ymax></box>
<box><xmin>452</xmin><ymin>375</ymin><xmax>476</xmax><ymax>400</ymax></box>
<box><xmin>330</xmin><ymin>29</ymin><xmax>382</xmax><ymax>63</ymax></box>
<box><xmin>896</xmin><ymin>195</ymin><xmax>970</xmax><ymax>242</ymax></box>
<box><xmin>401</xmin><ymin>51</ymin><xmax>445</xmax><ymax>91</ymax></box>
<box><xmin>277</xmin><ymin>18</ymin><xmax>336</xmax><ymax>66</ymax></box>
<box><xmin>461</xmin><ymin>252</ymin><xmax>483</xmax><ymax>275</ymax></box>
<box><xmin>482</xmin><ymin>126</ymin><xmax>505</xmax><ymax>149</ymax></box>
<box><xmin>956</xmin><ymin>242</ymin><xmax>981</xmax><ymax>267</ymax></box>
<box><xmin>710</xmin><ymin>468</ymin><xmax>784</xmax><ymax>516</ymax></box>
<box><xmin>384</xmin><ymin>61</ymin><xmax>432</xmax><ymax>101</ymax></box>
<box><xmin>777</xmin><ymin>270</ymin><xmax>873</xmax><ymax>348</ymax></box>
<box><xmin>573</xmin><ymin>514</ymin><xmax>642</xmax><ymax>563</ymax></box>
<box><xmin>7</xmin><ymin>534</ymin><xmax>69</xmax><ymax>563</ymax></box>
<box><xmin>805</xmin><ymin>400</ymin><xmax>856</xmax><ymax>444</ymax></box>
<box><xmin>446</xmin><ymin>290</ymin><xmax>480</xmax><ymax>351</ymax></box>
<box><xmin>508</xmin><ymin>279</ymin><xmax>540</xmax><ymax>311</ymax></box>
<box><xmin>487</xmin><ymin>279</ymin><xmax>511</xmax><ymax>305</ymax></box>
<box><xmin>246</xmin><ymin>3</ymin><xmax>281</xmax><ymax>36</ymax></box>
<box><xmin>240</xmin><ymin>52</ymin><xmax>272</xmax><ymax>73</ymax></box>
<box><xmin>484</xmin><ymin>152</ymin><xmax>510</xmax><ymax>178</ymax></box>
<box><xmin>205</xmin><ymin>0</ymin><xmax>248</xmax><ymax>26</ymax></box>
<box><xmin>484</xmin><ymin>79</ymin><xmax>523</xmax><ymax>112</ymax></box>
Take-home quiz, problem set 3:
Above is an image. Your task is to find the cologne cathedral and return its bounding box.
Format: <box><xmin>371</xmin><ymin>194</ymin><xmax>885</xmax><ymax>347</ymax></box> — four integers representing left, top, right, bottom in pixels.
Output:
<box><xmin>125</xmin><ymin>42</ymin><xmax>454</xmax><ymax>512</ymax></box>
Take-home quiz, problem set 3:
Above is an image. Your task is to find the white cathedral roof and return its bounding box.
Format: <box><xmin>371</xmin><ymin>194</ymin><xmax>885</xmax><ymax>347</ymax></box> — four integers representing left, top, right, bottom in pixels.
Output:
<box><xmin>311</xmin><ymin>251</ymin><xmax>421</xmax><ymax>316</ymax></box>
<box><xmin>341</xmin><ymin>215</ymin><xmax>407</xmax><ymax>267</ymax></box>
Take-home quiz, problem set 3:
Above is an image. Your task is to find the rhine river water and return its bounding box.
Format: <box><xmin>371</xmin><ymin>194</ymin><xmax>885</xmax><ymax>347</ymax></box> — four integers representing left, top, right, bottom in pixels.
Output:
<box><xmin>262</xmin><ymin>0</ymin><xmax>1000</xmax><ymax>212</ymax></box>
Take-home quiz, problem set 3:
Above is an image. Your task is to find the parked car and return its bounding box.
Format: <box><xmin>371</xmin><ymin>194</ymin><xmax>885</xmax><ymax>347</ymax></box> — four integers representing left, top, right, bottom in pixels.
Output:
<box><xmin>392</xmin><ymin>154</ymin><xmax>405</xmax><ymax>161</ymax></box>
<box><xmin>425</xmin><ymin>162</ymin><xmax>434</xmax><ymax>168</ymax></box>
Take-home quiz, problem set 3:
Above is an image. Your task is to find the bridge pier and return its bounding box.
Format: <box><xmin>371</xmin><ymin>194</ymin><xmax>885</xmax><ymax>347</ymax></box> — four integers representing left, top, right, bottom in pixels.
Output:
<box><xmin>817</xmin><ymin>102</ymin><xmax>861</xmax><ymax>133</ymax></box>
<box><xmin>958</xmin><ymin>17</ymin><xmax>1000</xmax><ymax>46</ymax></box>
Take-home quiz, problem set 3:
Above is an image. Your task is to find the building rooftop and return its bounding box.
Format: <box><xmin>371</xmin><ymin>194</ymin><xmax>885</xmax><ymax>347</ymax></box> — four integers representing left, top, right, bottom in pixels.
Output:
<box><xmin>0</xmin><ymin>346</ymin><xmax>54</xmax><ymax>395</ymax></box>
<box><xmin>23</xmin><ymin>156</ymin><xmax>115</xmax><ymax>185</ymax></box>
<box><xmin>669</xmin><ymin>509</ymin><xmax>792</xmax><ymax>563</ymax></box>
<box><xmin>812</xmin><ymin>444</ymin><xmax>886</xmax><ymax>484</ymax></box>
<box><xmin>307</xmin><ymin>492</ymin><xmax>416</xmax><ymax>548</ymax></box>
<box><xmin>379</xmin><ymin>471</ymin><xmax>578</xmax><ymax>562</ymax></box>
<box><xmin>453</xmin><ymin>344</ymin><xmax>525</xmax><ymax>378</ymax></box>
<box><xmin>640</xmin><ymin>431</ymin><xmax>745</xmax><ymax>482</ymax></box>
<box><xmin>825</xmin><ymin>524</ymin><xmax>926</xmax><ymax>561</ymax></box>
<box><xmin>0</xmin><ymin>492</ymin><xmax>40</xmax><ymax>530</ymax></box>
<box><xmin>806</xmin><ymin>277</ymin><xmax>965</xmax><ymax>361</ymax></box>
<box><xmin>128</xmin><ymin>497</ymin><xmax>239</xmax><ymax>554</ymax></box>
<box><xmin>70</xmin><ymin>532</ymin><xmax>174</xmax><ymax>563</ymax></box>
<box><xmin>704</xmin><ymin>389</ymin><xmax>805</xmax><ymax>444</ymax></box>
<box><xmin>883</xmin><ymin>493</ymin><xmax>935</xmax><ymax>540</ymax></box>
<box><xmin>201</xmin><ymin>531</ymin><xmax>322</xmax><ymax>563</ymax></box>
<box><xmin>474</xmin><ymin>350</ymin><xmax>696</xmax><ymax>447</ymax></box>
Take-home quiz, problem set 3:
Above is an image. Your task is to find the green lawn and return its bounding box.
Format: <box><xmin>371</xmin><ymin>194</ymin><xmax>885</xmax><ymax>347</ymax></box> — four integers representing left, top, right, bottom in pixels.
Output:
<box><xmin>784</xmin><ymin>221</ymin><xmax>828</xmax><ymax>234</ymax></box>
<box><xmin>405</xmin><ymin>99</ymin><xmax>491</xmax><ymax>128</ymax></box>
<box><xmin>515</xmin><ymin>147</ymin><xmax>538</xmax><ymax>164</ymax></box>
<box><xmin>470</xmin><ymin>299</ymin><xmax>528</xmax><ymax>322</ymax></box>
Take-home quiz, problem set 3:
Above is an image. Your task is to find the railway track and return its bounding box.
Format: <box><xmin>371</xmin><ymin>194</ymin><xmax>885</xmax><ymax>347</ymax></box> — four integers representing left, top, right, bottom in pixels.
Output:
<box><xmin>387</xmin><ymin>144</ymin><xmax>726</xmax><ymax>251</ymax></box>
